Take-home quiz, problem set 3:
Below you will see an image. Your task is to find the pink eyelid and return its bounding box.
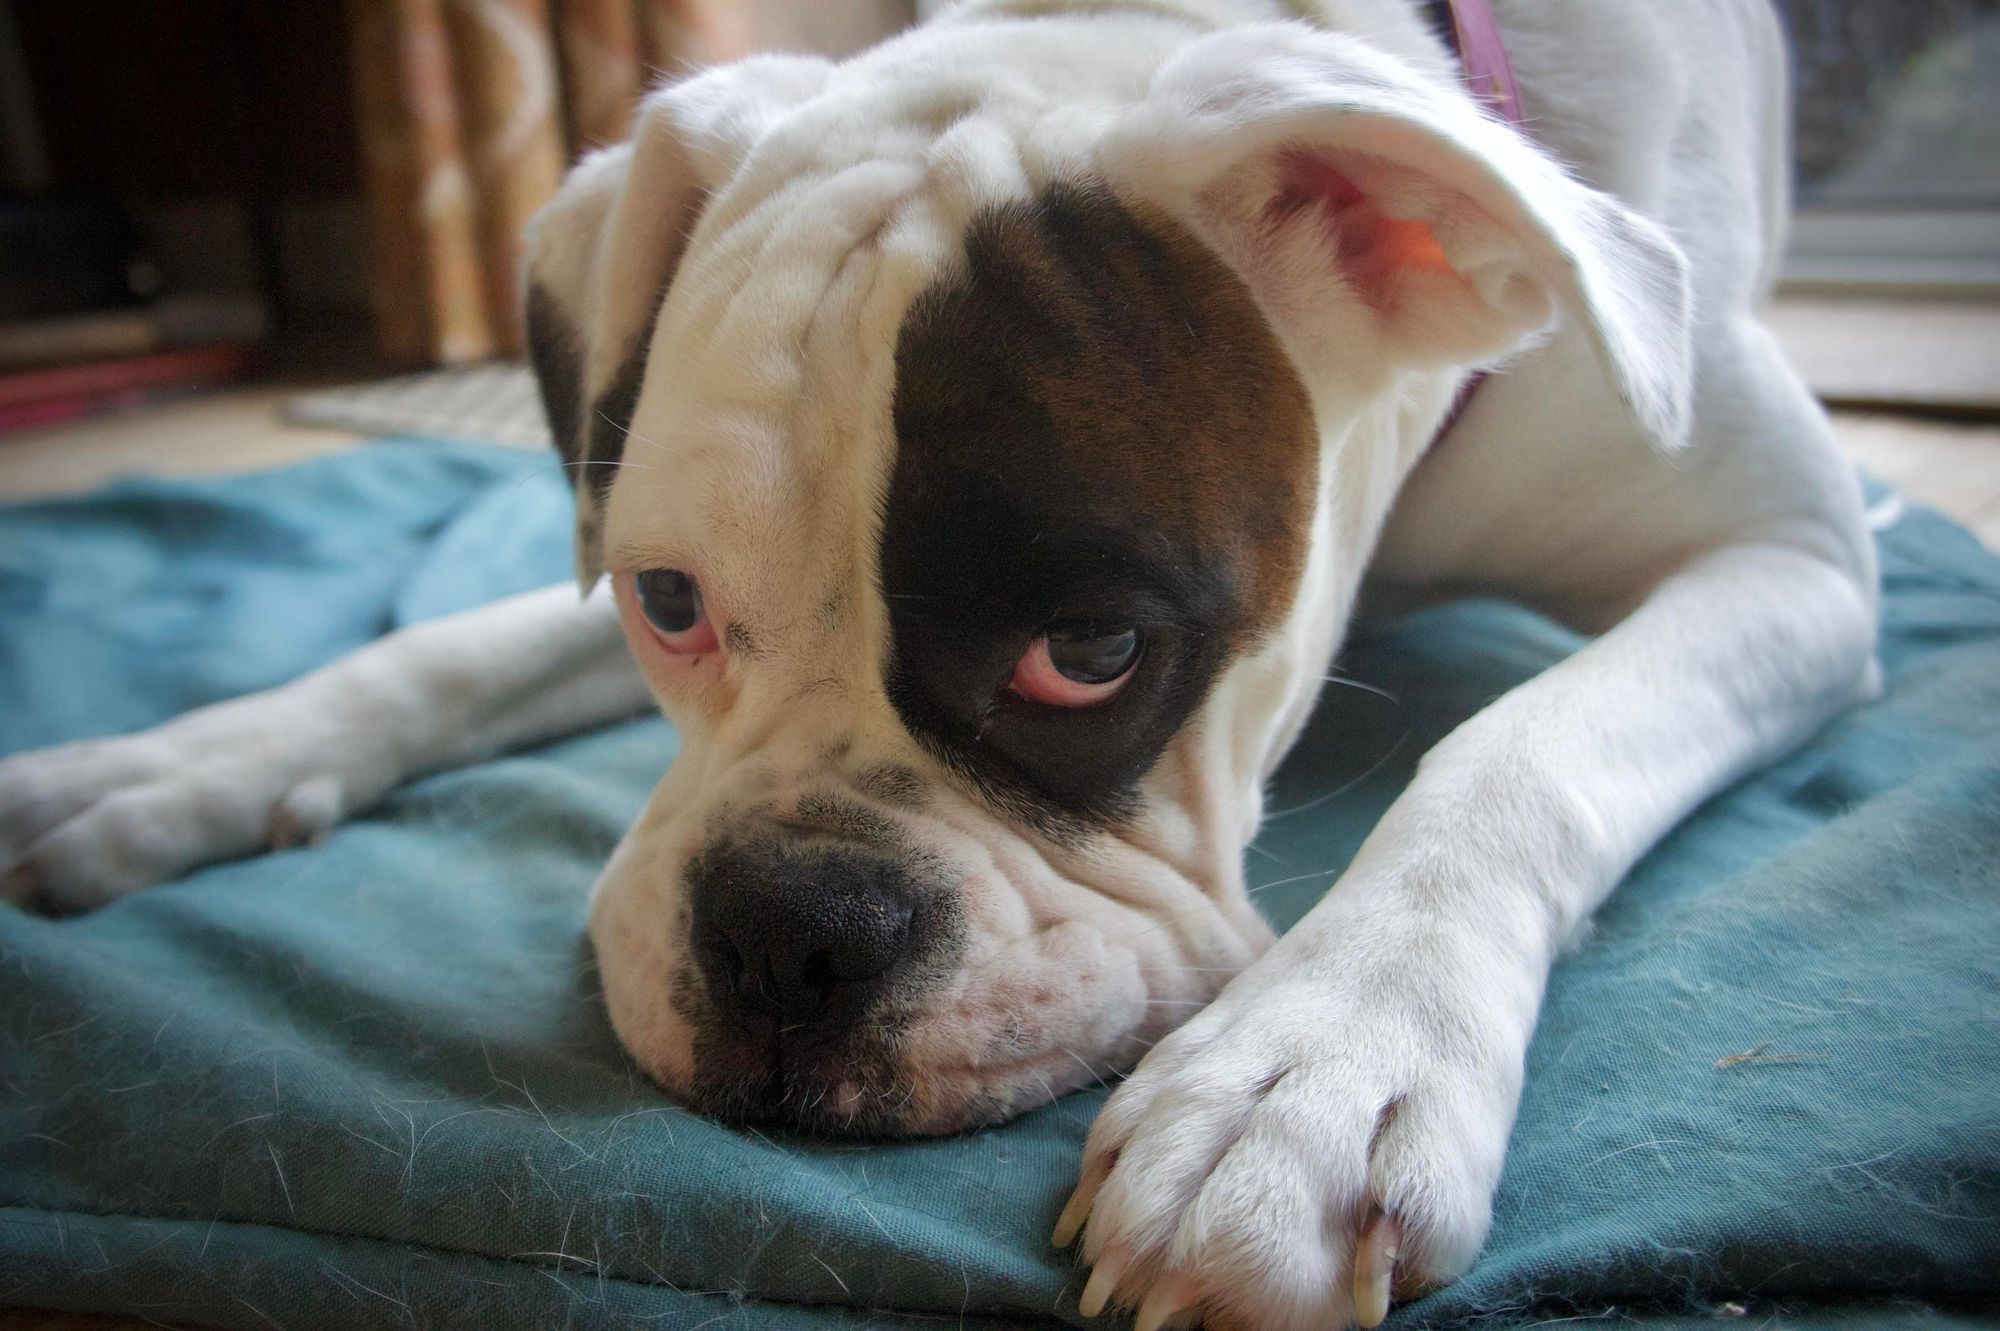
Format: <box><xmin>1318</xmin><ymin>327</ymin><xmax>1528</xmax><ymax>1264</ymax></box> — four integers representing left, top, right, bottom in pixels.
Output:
<box><xmin>648</xmin><ymin>614</ymin><xmax>719</xmax><ymax>656</ymax></box>
<box><xmin>626</xmin><ymin>572</ymin><xmax>720</xmax><ymax>656</ymax></box>
<box><xmin>1007</xmin><ymin>637</ymin><xmax>1130</xmax><ymax>708</ymax></box>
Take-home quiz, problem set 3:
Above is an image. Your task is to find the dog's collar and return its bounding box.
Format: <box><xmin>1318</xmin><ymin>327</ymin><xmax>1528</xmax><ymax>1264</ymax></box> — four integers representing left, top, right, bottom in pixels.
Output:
<box><xmin>1419</xmin><ymin>0</ymin><xmax>1528</xmax><ymax>444</ymax></box>
<box><xmin>1420</xmin><ymin>0</ymin><xmax>1527</xmax><ymax>126</ymax></box>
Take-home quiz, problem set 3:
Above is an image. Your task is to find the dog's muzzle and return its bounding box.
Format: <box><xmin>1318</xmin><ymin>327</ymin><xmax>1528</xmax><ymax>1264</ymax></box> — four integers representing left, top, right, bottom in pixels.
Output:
<box><xmin>676</xmin><ymin>826</ymin><xmax>961</xmax><ymax>1132</ymax></box>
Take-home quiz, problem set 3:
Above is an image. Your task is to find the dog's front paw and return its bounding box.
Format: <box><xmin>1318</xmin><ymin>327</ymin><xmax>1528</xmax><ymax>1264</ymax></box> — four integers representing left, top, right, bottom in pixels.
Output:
<box><xmin>1054</xmin><ymin>928</ymin><xmax>1527</xmax><ymax>1330</ymax></box>
<box><xmin>0</xmin><ymin>694</ymin><xmax>364</xmax><ymax>913</ymax></box>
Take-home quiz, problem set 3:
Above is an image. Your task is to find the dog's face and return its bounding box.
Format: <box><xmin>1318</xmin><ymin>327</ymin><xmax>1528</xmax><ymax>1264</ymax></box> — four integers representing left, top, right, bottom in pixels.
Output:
<box><xmin>525</xmin><ymin>23</ymin><xmax>1688</xmax><ymax>1134</ymax></box>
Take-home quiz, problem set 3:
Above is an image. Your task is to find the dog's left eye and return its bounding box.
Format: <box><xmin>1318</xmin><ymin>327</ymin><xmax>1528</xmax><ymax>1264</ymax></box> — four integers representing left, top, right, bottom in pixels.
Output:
<box><xmin>1008</xmin><ymin>624</ymin><xmax>1142</xmax><ymax>708</ymax></box>
<box><xmin>636</xmin><ymin>569</ymin><xmax>719</xmax><ymax>654</ymax></box>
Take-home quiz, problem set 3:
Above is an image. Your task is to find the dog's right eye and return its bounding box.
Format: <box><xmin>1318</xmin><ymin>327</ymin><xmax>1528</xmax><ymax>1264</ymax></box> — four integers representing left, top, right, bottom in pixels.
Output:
<box><xmin>636</xmin><ymin>569</ymin><xmax>718</xmax><ymax>654</ymax></box>
<box><xmin>1007</xmin><ymin>623</ymin><xmax>1142</xmax><ymax>708</ymax></box>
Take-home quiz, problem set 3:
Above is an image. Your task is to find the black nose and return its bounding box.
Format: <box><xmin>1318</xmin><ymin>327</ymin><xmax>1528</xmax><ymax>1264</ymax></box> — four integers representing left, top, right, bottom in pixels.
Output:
<box><xmin>689</xmin><ymin>839</ymin><xmax>919</xmax><ymax>1022</ymax></box>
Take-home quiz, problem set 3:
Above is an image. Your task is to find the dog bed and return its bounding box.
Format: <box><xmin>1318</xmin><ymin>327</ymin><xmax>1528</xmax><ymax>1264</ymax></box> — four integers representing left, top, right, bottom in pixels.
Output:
<box><xmin>2</xmin><ymin>441</ymin><xmax>1995</xmax><ymax>1330</ymax></box>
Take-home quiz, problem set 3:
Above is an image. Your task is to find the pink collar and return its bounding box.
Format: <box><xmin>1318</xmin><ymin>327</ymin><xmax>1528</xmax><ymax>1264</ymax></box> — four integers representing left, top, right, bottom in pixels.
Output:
<box><xmin>1421</xmin><ymin>0</ymin><xmax>1527</xmax><ymax>440</ymax></box>
<box><xmin>1425</xmin><ymin>0</ymin><xmax>1528</xmax><ymax>126</ymax></box>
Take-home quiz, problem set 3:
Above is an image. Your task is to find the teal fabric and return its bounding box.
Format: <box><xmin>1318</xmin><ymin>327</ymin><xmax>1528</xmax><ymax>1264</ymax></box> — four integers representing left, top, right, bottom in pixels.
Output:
<box><xmin>1</xmin><ymin>441</ymin><xmax>1995</xmax><ymax>1330</ymax></box>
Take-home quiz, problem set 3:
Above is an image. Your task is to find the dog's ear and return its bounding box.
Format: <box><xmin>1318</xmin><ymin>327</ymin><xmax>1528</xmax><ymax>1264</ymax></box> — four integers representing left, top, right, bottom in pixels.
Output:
<box><xmin>524</xmin><ymin>56</ymin><xmax>831</xmax><ymax>590</ymax></box>
<box><xmin>1099</xmin><ymin>24</ymin><xmax>1693</xmax><ymax>452</ymax></box>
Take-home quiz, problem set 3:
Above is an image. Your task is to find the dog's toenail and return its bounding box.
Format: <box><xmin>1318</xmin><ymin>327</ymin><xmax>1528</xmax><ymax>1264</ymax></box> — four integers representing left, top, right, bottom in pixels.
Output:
<box><xmin>1052</xmin><ymin>1164</ymin><xmax>1107</xmax><ymax>1248</ymax></box>
<box><xmin>1078</xmin><ymin>1246</ymin><xmax>1127</xmax><ymax>1318</ymax></box>
<box><xmin>1353</xmin><ymin>1209</ymin><xmax>1402</xmax><ymax>1328</ymax></box>
<box><xmin>1133</xmin><ymin>1273</ymin><xmax>1199</xmax><ymax>1331</ymax></box>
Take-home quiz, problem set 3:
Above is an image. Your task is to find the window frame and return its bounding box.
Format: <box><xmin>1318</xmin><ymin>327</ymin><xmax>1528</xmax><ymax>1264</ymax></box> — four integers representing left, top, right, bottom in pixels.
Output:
<box><xmin>1784</xmin><ymin>207</ymin><xmax>2000</xmax><ymax>297</ymax></box>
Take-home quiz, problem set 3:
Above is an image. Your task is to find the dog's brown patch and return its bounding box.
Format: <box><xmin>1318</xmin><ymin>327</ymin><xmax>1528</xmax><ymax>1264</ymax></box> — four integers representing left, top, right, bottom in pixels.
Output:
<box><xmin>881</xmin><ymin>180</ymin><xmax>1318</xmax><ymax>825</ymax></box>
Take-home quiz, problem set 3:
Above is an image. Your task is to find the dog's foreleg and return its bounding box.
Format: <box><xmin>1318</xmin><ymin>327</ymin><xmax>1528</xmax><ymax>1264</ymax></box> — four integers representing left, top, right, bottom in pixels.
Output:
<box><xmin>2</xmin><ymin>582</ymin><xmax>643</xmax><ymax>911</ymax></box>
<box><xmin>1061</xmin><ymin>539</ymin><xmax>1878</xmax><ymax>1330</ymax></box>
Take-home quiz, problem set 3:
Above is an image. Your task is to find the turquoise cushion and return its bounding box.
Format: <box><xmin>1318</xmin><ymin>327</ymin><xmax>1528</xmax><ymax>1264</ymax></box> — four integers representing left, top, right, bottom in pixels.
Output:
<box><xmin>2</xmin><ymin>442</ymin><xmax>1995</xmax><ymax>1329</ymax></box>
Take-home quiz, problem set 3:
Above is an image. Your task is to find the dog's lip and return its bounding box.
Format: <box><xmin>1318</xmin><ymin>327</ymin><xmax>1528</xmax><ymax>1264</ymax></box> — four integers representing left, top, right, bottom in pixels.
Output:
<box><xmin>673</xmin><ymin>1035</ymin><xmax>1100</xmax><ymax>1136</ymax></box>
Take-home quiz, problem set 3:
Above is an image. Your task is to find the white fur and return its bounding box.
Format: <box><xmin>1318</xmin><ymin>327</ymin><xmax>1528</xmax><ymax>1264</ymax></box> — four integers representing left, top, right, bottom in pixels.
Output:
<box><xmin>0</xmin><ymin>0</ymin><xmax>1878</xmax><ymax>1325</ymax></box>
<box><xmin>1</xmin><ymin>584</ymin><xmax>640</xmax><ymax>909</ymax></box>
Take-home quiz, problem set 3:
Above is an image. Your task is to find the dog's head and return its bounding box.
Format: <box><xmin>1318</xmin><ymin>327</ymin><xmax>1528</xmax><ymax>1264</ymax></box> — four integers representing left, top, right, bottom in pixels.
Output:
<box><xmin>524</xmin><ymin>20</ymin><xmax>1690</xmax><ymax>1134</ymax></box>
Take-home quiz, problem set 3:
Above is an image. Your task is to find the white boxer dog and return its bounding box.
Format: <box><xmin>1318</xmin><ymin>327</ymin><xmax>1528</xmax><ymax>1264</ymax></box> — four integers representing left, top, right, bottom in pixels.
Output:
<box><xmin>0</xmin><ymin>0</ymin><xmax>1879</xmax><ymax>1326</ymax></box>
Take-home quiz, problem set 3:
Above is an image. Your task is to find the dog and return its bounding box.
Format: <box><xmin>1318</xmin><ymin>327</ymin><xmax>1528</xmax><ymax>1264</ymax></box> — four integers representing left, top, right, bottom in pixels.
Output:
<box><xmin>0</xmin><ymin>0</ymin><xmax>1879</xmax><ymax>1326</ymax></box>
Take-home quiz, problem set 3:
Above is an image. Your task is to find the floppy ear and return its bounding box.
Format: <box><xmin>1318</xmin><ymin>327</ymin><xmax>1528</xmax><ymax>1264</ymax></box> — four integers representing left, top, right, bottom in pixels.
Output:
<box><xmin>1098</xmin><ymin>24</ymin><xmax>1693</xmax><ymax>452</ymax></box>
<box><xmin>523</xmin><ymin>55</ymin><xmax>831</xmax><ymax>590</ymax></box>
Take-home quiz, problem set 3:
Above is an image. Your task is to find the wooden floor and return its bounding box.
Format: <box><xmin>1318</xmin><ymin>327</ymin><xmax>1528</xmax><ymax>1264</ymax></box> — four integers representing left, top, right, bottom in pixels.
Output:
<box><xmin>1831</xmin><ymin>412</ymin><xmax>2000</xmax><ymax>548</ymax></box>
<box><xmin>0</xmin><ymin>382</ymin><xmax>365</xmax><ymax>504</ymax></box>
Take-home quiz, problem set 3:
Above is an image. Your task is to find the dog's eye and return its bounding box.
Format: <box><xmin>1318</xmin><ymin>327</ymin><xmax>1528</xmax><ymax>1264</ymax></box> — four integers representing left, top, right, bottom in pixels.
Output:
<box><xmin>1008</xmin><ymin>624</ymin><xmax>1142</xmax><ymax>708</ymax></box>
<box><xmin>636</xmin><ymin>569</ymin><xmax>719</xmax><ymax>654</ymax></box>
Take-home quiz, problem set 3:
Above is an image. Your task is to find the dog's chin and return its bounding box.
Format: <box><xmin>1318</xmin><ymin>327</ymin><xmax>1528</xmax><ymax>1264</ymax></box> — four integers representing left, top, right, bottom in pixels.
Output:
<box><xmin>694</xmin><ymin>1043</ymin><xmax>1029</xmax><ymax>1138</ymax></box>
<box><xmin>618</xmin><ymin>1017</ymin><xmax>1107</xmax><ymax>1137</ymax></box>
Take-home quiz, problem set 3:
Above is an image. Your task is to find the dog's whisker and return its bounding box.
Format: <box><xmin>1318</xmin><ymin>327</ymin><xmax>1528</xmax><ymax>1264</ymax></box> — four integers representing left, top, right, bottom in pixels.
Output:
<box><xmin>1247</xmin><ymin>866</ymin><xmax>1344</xmax><ymax>895</ymax></box>
<box><xmin>1058</xmin><ymin>1046</ymin><xmax>1113</xmax><ymax>1091</ymax></box>
<box><xmin>1264</xmin><ymin>732</ymin><xmax>1410</xmax><ymax>820</ymax></box>
<box><xmin>1095</xmin><ymin>859</ymin><xmax>1345</xmax><ymax>952</ymax></box>
<box><xmin>560</xmin><ymin>457</ymin><xmax>655</xmax><ymax>473</ymax></box>
<box><xmin>1321</xmin><ymin>672</ymin><xmax>1399</xmax><ymax>704</ymax></box>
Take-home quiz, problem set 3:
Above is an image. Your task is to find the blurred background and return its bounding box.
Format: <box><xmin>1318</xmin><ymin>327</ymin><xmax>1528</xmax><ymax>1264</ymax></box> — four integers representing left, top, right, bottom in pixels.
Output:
<box><xmin>0</xmin><ymin>0</ymin><xmax>1994</xmax><ymax>542</ymax></box>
